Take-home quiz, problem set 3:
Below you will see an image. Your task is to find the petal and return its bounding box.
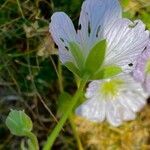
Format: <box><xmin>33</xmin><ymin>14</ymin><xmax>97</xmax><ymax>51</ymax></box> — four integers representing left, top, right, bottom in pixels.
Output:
<box><xmin>121</xmin><ymin>91</ymin><xmax>146</xmax><ymax>112</ymax></box>
<box><xmin>129</xmin><ymin>91</ymin><xmax>147</xmax><ymax>106</ymax></box>
<box><xmin>104</xmin><ymin>19</ymin><xmax>149</xmax><ymax>73</ymax></box>
<box><xmin>76</xmin><ymin>97</ymin><xmax>106</xmax><ymax>122</ymax></box>
<box><xmin>49</xmin><ymin>12</ymin><xmax>77</xmax><ymax>63</ymax></box>
<box><xmin>118</xmin><ymin>98</ymin><xmax>136</xmax><ymax>121</ymax></box>
<box><xmin>106</xmin><ymin>101</ymin><xmax>123</xmax><ymax>127</ymax></box>
<box><xmin>133</xmin><ymin>42</ymin><xmax>150</xmax><ymax>82</ymax></box>
<box><xmin>123</xmin><ymin>108</ymin><xmax>136</xmax><ymax>121</ymax></box>
<box><xmin>122</xmin><ymin>74</ymin><xmax>146</xmax><ymax>91</ymax></box>
<box><xmin>58</xmin><ymin>48</ymin><xmax>73</xmax><ymax>63</ymax></box>
<box><xmin>77</xmin><ymin>0</ymin><xmax>121</xmax><ymax>55</ymax></box>
<box><xmin>144</xmin><ymin>74</ymin><xmax>150</xmax><ymax>93</ymax></box>
<box><xmin>133</xmin><ymin>68</ymin><xmax>145</xmax><ymax>82</ymax></box>
<box><xmin>85</xmin><ymin>81</ymin><xmax>100</xmax><ymax>98</ymax></box>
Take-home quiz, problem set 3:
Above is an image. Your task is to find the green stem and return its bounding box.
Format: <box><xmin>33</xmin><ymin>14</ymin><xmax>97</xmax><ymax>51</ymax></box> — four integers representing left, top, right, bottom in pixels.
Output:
<box><xmin>58</xmin><ymin>61</ymin><xmax>63</xmax><ymax>92</ymax></box>
<box><xmin>69</xmin><ymin>115</ymin><xmax>83</xmax><ymax>150</ymax></box>
<box><xmin>43</xmin><ymin>78</ymin><xmax>88</xmax><ymax>150</ymax></box>
<box><xmin>25</xmin><ymin>132</ymin><xmax>39</xmax><ymax>150</ymax></box>
<box><xmin>58</xmin><ymin>61</ymin><xmax>83</xmax><ymax>149</ymax></box>
<box><xmin>16</xmin><ymin>0</ymin><xmax>25</xmax><ymax>19</ymax></box>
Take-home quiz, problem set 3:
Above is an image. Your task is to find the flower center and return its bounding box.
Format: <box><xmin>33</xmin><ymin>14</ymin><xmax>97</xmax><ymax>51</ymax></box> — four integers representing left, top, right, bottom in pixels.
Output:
<box><xmin>145</xmin><ymin>59</ymin><xmax>150</xmax><ymax>74</ymax></box>
<box><xmin>100</xmin><ymin>79</ymin><xmax>124</xmax><ymax>100</ymax></box>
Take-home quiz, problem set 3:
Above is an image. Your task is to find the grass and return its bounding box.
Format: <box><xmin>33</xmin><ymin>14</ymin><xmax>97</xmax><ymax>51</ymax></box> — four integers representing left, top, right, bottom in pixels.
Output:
<box><xmin>0</xmin><ymin>0</ymin><xmax>150</xmax><ymax>149</ymax></box>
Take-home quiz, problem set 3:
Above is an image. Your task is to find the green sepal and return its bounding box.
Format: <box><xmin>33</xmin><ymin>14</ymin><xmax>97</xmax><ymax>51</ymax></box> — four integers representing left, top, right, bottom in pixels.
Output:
<box><xmin>69</xmin><ymin>42</ymin><xmax>84</xmax><ymax>70</ymax></box>
<box><xmin>65</xmin><ymin>62</ymin><xmax>81</xmax><ymax>77</ymax></box>
<box><xmin>92</xmin><ymin>65</ymin><xmax>122</xmax><ymax>80</ymax></box>
<box><xmin>84</xmin><ymin>39</ymin><xmax>106</xmax><ymax>75</ymax></box>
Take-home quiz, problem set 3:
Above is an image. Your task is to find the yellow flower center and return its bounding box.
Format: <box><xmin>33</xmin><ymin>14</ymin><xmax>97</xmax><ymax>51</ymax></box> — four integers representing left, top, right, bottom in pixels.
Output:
<box><xmin>100</xmin><ymin>79</ymin><xmax>124</xmax><ymax>99</ymax></box>
<box><xmin>145</xmin><ymin>59</ymin><xmax>150</xmax><ymax>74</ymax></box>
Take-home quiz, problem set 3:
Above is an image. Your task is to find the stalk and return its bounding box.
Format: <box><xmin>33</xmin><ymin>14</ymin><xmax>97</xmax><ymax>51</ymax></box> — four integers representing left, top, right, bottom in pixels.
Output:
<box><xmin>43</xmin><ymin>78</ymin><xmax>88</xmax><ymax>150</ymax></box>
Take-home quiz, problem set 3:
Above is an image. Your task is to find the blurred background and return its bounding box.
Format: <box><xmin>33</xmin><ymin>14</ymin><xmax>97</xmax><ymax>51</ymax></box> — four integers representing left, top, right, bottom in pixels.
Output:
<box><xmin>0</xmin><ymin>0</ymin><xmax>150</xmax><ymax>149</ymax></box>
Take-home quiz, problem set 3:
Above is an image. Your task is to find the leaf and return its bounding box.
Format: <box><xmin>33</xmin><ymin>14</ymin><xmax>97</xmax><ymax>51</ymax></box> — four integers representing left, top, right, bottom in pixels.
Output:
<box><xmin>69</xmin><ymin>42</ymin><xmax>84</xmax><ymax>70</ymax></box>
<box><xmin>84</xmin><ymin>39</ymin><xmax>106</xmax><ymax>75</ymax></box>
<box><xmin>65</xmin><ymin>62</ymin><xmax>81</xmax><ymax>77</ymax></box>
<box><xmin>92</xmin><ymin>65</ymin><xmax>122</xmax><ymax>80</ymax></box>
<box><xmin>57</xmin><ymin>92</ymin><xmax>72</xmax><ymax>117</ymax></box>
<box><xmin>5</xmin><ymin>110</ymin><xmax>33</xmax><ymax>136</ymax></box>
<box><xmin>121</xmin><ymin>0</ymin><xmax>130</xmax><ymax>7</ymax></box>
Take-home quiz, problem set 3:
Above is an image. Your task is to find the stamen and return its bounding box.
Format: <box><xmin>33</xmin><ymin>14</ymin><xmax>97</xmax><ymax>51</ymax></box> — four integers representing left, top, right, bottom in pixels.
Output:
<box><xmin>100</xmin><ymin>79</ymin><xmax>124</xmax><ymax>99</ymax></box>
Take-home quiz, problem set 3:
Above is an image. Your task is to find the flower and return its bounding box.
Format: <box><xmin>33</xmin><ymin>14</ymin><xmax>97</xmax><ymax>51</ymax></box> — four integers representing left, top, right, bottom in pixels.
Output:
<box><xmin>133</xmin><ymin>41</ymin><xmax>150</xmax><ymax>93</ymax></box>
<box><xmin>76</xmin><ymin>74</ymin><xmax>148</xmax><ymax>126</ymax></box>
<box><xmin>49</xmin><ymin>0</ymin><xmax>149</xmax><ymax>77</ymax></box>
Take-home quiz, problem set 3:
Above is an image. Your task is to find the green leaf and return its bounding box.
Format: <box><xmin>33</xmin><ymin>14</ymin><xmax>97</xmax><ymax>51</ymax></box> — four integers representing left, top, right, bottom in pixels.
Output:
<box><xmin>84</xmin><ymin>39</ymin><xmax>106</xmax><ymax>75</ymax></box>
<box><xmin>121</xmin><ymin>0</ymin><xmax>130</xmax><ymax>7</ymax></box>
<box><xmin>57</xmin><ymin>92</ymin><xmax>72</xmax><ymax>117</ymax></box>
<box><xmin>69</xmin><ymin>42</ymin><xmax>84</xmax><ymax>69</ymax></box>
<box><xmin>65</xmin><ymin>62</ymin><xmax>81</xmax><ymax>77</ymax></box>
<box><xmin>5</xmin><ymin>110</ymin><xmax>33</xmax><ymax>136</ymax></box>
<box><xmin>92</xmin><ymin>65</ymin><xmax>122</xmax><ymax>80</ymax></box>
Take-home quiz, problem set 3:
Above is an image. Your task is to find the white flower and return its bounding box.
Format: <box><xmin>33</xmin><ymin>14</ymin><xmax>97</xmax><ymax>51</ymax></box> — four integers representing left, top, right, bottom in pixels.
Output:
<box><xmin>76</xmin><ymin>74</ymin><xmax>148</xmax><ymax>126</ymax></box>
<box><xmin>49</xmin><ymin>0</ymin><xmax>149</xmax><ymax>74</ymax></box>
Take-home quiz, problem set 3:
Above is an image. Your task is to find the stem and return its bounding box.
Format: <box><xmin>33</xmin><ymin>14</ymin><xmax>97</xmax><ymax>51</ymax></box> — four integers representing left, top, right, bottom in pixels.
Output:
<box><xmin>43</xmin><ymin>78</ymin><xmax>88</xmax><ymax>150</ymax></box>
<box><xmin>16</xmin><ymin>0</ymin><xmax>25</xmax><ymax>19</ymax></box>
<box><xmin>58</xmin><ymin>61</ymin><xmax>63</xmax><ymax>92</ymax></box>
<box><xmin>69</xmin><ymin>115</ymin><xmax>83</xmax><ymax>150</ymax></box>
<box><xmin>25</xmin><ymin>132</ymin><xmax>39</xmax><ymax>150</ymax></box>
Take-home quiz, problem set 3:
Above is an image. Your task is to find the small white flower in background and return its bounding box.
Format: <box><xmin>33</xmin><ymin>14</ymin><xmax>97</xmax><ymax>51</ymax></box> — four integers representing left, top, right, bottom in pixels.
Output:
<box><xmin>76</xmin><ymin>74</ymin><xmax>148</xmax><ymax>126</ymax></box>
<box><xmin>133</xmin><ymin>41</ymin><xmax>150</xmax><ymax>93</ymax></box>
<box><xmin>49</xmin><ymin>0</ymin><xmax>149</xmax><ymax>76</ymax></box>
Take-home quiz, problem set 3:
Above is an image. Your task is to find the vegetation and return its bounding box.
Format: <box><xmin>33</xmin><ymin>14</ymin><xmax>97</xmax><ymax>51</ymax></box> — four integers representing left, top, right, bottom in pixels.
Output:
<box><xmin>0</xmin><ymin>0</ymin><xmax>150</xmax><ymax>149</ymax></box>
